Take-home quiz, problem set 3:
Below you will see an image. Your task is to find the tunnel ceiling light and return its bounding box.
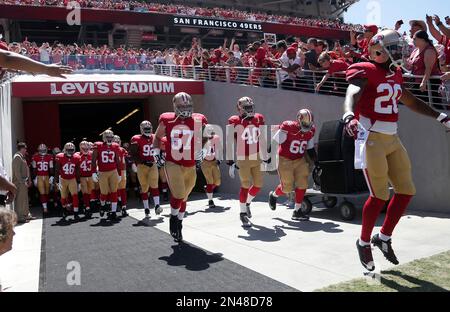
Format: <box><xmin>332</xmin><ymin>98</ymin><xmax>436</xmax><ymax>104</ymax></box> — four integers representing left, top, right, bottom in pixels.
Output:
<box><xmin>116</xmin><ymin>108</ymin><xmax>140</xmax><ymax>125</ymax></box>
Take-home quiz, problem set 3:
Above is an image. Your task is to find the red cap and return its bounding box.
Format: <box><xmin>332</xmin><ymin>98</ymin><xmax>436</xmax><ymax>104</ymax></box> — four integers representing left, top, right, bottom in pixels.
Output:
<box><xmin>286</xmin><ymin>47</ymin><xmax>297</xmax><ymax>55</ymax></box>
<box><xmin>290</xmin><ymin>43</ymin><xmax>299</xmax><ymax>49</ymax></box>
<box><xmin>364</xmin><ymin>24</ymin><xmax>378</xmax><ymax>34</ymax></box>
<box><xmin>0</xmin><ymin>41</ymin><xmax>9</xmax><ymax>51</ymax></box>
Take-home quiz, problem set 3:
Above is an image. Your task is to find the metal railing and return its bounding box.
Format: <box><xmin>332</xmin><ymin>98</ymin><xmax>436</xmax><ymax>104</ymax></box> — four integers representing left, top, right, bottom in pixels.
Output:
<box><xmin>153</xmin><ymin>64</ymin><xmax>450</xmax><ymax>110</ymax></box>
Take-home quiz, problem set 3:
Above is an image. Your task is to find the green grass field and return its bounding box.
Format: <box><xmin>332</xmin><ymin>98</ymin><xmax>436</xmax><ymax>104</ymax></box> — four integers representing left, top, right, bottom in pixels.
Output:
<box><xmin>316</xmin><ymin>251</ymin><xmax>450</xmax><ymax>292</ymax></box>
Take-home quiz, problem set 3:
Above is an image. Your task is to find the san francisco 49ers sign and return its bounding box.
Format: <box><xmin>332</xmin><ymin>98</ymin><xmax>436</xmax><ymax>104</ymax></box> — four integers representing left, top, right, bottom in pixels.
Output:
<box><xmin>173</xmin><ymin>16</ymin><xmax>262</xmax><ymax>32</ymax></box>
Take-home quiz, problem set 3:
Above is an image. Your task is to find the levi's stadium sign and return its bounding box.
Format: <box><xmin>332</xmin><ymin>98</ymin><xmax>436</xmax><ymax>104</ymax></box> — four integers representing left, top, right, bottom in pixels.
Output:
<box><xmin>172</xmin><ymin>16</ymin><xmax>262</xmax><ymax>32</ymax></box>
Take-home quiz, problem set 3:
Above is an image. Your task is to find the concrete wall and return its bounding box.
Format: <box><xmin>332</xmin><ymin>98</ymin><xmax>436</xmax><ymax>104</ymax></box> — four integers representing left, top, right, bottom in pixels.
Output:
<box><xmin>202</xmin><ymin>81</ymin><xmax>450</xmax><ymax>213</ymax></box>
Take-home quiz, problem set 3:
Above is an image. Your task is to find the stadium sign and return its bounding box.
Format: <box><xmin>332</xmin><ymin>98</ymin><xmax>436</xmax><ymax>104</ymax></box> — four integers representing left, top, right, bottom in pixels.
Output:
<box><xmin>173</xmin><ymin>16</ymin><xmax>262</xmax><ymax>32</ymax></box>
<box><xmin>12</xmin><ymin>80</ymin><xmax>205</xmax><ymax>98</ymax></box>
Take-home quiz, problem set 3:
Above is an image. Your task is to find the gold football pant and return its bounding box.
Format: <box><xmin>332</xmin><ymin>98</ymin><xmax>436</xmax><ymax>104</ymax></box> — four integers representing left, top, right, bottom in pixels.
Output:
<box><xmin>80</xmin><ymin>176</ymin><xmax>94</xmax><ymax>194</ymax></box>
<box><xmin>277</xmin><ymin>156</ymin><xmax>309</xmax><ymax>193</ymax></box>
<box><xmin>236</xmin><ymin>158</ymin><xmax>263</xmax><ymax>189</ymax></box>
<box><xmin>60</xmin><ymin>178</ymin><xmax>77</xmax><ymax>199</ymax></box>
<box><xmin>164</xmin><ymin>161</ymin><xmax>196</xmax><ymax>200</ymax></box>
<box><xmin>364</xmin><ymin>132</ymin><xmax>416</xmax><ymax>201</ymax></box>
<box><xmin>201</xmin><ymin>160</ymin><xmax>221</xmax><ymax>186</ymax></box>
<box><xmin>137</xmin><ymin>164</ymin><xmax>159</xmax><ymax>192</ymax></box>
<box><xmin>37</xmin><ymin>175</ymin><xmax>50</xmax><ymax>195</ymax></box>
<box><xmin>159</xmin><ymin>167</ymin><xmax>167</xmax><ymax>183</ymax></box>
<box><xmin>98</xmin><ymin>170</ymin><xmax>119</xmax><ymax>195</ymax></box>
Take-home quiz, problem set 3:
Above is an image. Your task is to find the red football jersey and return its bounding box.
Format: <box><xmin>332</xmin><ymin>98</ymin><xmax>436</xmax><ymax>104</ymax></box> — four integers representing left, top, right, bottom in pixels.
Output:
<box><xmin>277</xmin><ymin>121</ymin><xmax>315</xmax><ymax>160</ymax></box>
<box><xmin>94</xmin><ymin>142</ymin><xmax>120</xmax><ymax>172</ymax></box>
<box><xmin>130</xmin><ymin>134</ymin><xmax>155</xmax><ymax>162</ymax></box>
<box><xmin>75</xmin><ymin>151</ymin><xmax>92</xmax><ymax>177</ymax></box>
<box><xmin>56</xmin><ymin>153</ymin><xmax>80</xmax><ymax>180</ymax></box>
<box><xmin>159</xmin><ymin>112</ymin><xmax>207</xmax><ymax>167</ymax></box>
<box><xmin>346</xmin><ymin>62</ymin><xmax>403</xmax><ymax>123</ymax></box>
<box><xmin>31</xmin><ymin>154</ymin><xmax>53</xmax><ymax>176</ymax></box>
<box><xmin>228</xmin><ymin>113</ymin><xmax>265</xmax><ymax>157</ymax></box>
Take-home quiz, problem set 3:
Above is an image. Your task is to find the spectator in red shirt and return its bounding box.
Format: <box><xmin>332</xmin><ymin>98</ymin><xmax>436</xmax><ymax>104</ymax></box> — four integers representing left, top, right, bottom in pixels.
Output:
<box><xmin>315</xmin><ymin>51</ymin><xmax>349</xmax><ymax>94</ymax></box>
<box><xmin>427</xmin><ymin>15</ymin><xmax>450</xmax><ymax>71</ymax></box>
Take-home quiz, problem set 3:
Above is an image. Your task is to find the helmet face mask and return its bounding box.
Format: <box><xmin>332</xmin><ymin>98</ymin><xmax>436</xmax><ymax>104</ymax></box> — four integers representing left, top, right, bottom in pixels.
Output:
<box><xmin>113</xmin><ymin>135</ymin><xmax>121</xmax><ymax>146</ymax></box>
<box><xmin>79</xmin><ymin>141</ymin><xmax>89</xmax><ymax>154</ymax></box>
<box><xmin>140</xmin><ymin>120</ymin><xmax>153</xmax><ymax>136</ymax></box>
<box><xmin>103</xmin><ymin>130</ymin><xmax>114</xmax><ymax>145</ymax></box>
<box><xmin>38</xmin><ymin>144</ymin><xmax>47</xmax><ymax>155</ymax></box>
<box><xmin>238</xmin><ymin>97</ymin><xmax>255</xmax><ymax>119</ymax></box>
<box><xmin>64</xmin><ymin>143</ymin><xmax>75</xmax><ymax>157</ymax></box>
<box><xmin>297</xmin><ymin>109</ymin><xmax>314</xmax><ymax>133</ymax></box>
<box><xmin>369</xmin><ymin>30</ymin><xmax>408</xmax><ymax>70</ymax></box>
<box><xmin>173</xmin><ymin>92</ymin><xmax>194</xmax><ymax>119</ymax></box>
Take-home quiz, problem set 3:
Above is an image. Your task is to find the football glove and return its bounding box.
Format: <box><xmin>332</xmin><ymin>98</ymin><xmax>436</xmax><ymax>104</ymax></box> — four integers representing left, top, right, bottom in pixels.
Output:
<box><xmin>77</xmin><ymin>183</ymin><xmax>81</xmax><ymax>193</ymax></box>
<box><xmin>117</xmin><ymin>173</ymin><xmax>122</xmax><ymax>184</ymax></box>
<box><xmin>33</xmin><ymin>177</ymin><xmax>37</xmax><ymax>187</ymax></box>
<box><xmin>92</xmin><ymin>172</ymin><xmax>99</xmax><ymax>183</ymax></box>
<box><xmin>49</xmin><ymin>176</ymin><xmax>54</xmax><ymax>185</ymax></box>
<box><xmin>437</xmin><ymin>113</ymin><xmax>450</xmax><ymax>130</ymax></box>
<box><xmin>343</xmin><ymin>112</ymin><xmax>360</xmax><ymax>139</ymax></box>
<box><xmin>131</xmin><ymin>163</ymin><xmax>138</xmax><ymax>173</ymax></box>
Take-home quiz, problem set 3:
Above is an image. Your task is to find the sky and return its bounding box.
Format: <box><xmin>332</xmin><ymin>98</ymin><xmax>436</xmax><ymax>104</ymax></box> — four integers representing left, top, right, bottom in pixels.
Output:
<box><xmin>344</xmin><ymin>0</ymin><xmax>447</xmax><ymax>30</ymax></box>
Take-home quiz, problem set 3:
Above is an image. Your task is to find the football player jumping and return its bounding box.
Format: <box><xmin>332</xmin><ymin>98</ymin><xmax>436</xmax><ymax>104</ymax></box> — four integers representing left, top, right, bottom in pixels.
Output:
<box><xmin>113</xmin><ymin>135</ymin><xmax>129</xmax><ymax>217</ymax></box>
<box><xmin>227</xmin><ymin>96</ymin><xmax>266</xmax><ymax>227</ymax></box>
<box><xmin>75</xmin><ymin>141</ymin><xmax>94</xmax><ymax>218</ymax></box>
<box><xmin>130</xmin><ymin>121</ymin><xmax>162</xmax><ymax>218</ymax></box>
<box><xmin>268</xmin><ymin>109</ymin><xmax>318</xmax><ymax>221</ymax></box>
<box><xmin>31</xmin><ymin>143</ymin><xmax>54</xmax><ymax>215</ymax></box>
<box><xmin>91</xmin><ymin>129</ymin><xmax>122</xmax><ymax>220</ymax></box>
<box><xmin>54</xmin><ymin>142</ymin><xmax>81</xmax><ymax>220</ymax></box>
<box><xmin>343</xmin><ymin>29</ymin><xmax>450</xmax><ymax>271</ymax></box>
<box><xmin>153</xmin><ymin>92</ymin><xmax>208</xmax><ymax>242</ymax></box>
<box><xmin>201</xmin><ymin>125</ymin><xmax>222</xmax><ymax>208</ymax></box>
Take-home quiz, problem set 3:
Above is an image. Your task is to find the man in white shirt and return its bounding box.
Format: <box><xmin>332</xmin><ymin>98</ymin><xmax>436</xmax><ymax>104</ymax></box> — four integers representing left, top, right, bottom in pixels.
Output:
<box><xmin>279</xmin><ymin>47</ymin><xmax>302</xmax><ymax>90</ymax></box>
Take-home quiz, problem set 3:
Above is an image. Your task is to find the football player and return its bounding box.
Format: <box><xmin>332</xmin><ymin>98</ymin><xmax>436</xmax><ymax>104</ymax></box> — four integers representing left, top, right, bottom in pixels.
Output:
<box><xmin>88</xmin><ymin>141</ymin><xmax>101</xmax><ymax>203</ymax></box>
<box><xmin>153</xmin><ymin>92</ymin><xmax>208</xmax><ymax>242</ymax></box>
<box><xmin>113</xmin><ymin>135</ymin><xmax>128</xmax><ymax>217</ymax></box>
<box><xmin>31</xmin><ymin>143</ymin><xmax>54</xmax><ymax>214</ymax></box>
<box><xmin>227</xmin><ymin>96</ymin><xmax>266</xmax><ymax>227</ymax></box>
<box><xmin>343</xmin><ymin>29</ymin><xmax>450</xmax><ymax>271</ymax></box>
<box><xmin>201</xmin><ymin>125</ymin><xmax>222</xmax><ymax>208</ymax></box>
<box><xmin>130</xmin><ymin>121</ymin><xmax>162</xmax><ymax>218</ymax></box>
<box><xmin>158</xmin><ymin>136</ymin><xmax>169</xmax><ymax>202</ymax></box>
<box><xmin>75</xmin><ymin>141</ymin><xmax>94</xmax><ymax>218</ymax></box>
<box><xmin>91</xmin><ymin>129</ymin><xmax>122</xmax><ymax>220</ymax></box>
<box><xmin>268</xmin><ymin>109</ymin><xmax>317</xmax><ymax>221</ymax></box>
<box><xmin>54</xmin><ymin>142</ymin><xmax>81</xmax><ymax>220</ymax></box>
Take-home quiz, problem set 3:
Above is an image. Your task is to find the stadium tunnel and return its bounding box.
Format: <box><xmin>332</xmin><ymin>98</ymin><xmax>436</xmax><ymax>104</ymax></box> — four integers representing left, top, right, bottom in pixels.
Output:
<box><xmin>3</xmin><ymin>73</ymin><xmax>207</xmax><ymax>192</ymax></box>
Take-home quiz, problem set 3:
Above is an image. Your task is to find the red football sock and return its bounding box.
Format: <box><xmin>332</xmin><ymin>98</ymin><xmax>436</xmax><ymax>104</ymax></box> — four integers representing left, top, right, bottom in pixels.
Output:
<box><xmin>109</xmin><ymin>192</ymin><xmax>118</xmax><ymax>203</ymax></box>
<box><xmin>100</xmin><ymin>194</ymin><xmax>108</xmax><ymax>203</ymax></box>
<box><xmin>161</xmin><ymin>182</ymin><xmax>168</xmax><ymax>190</ymax></box>
<box><xmin>39</xmin><ymin>194</ymin><xmax>47</xmax><ymax>204</ymax></box>
<box><xmin>295</xmin><ymin>188</ymin><xmax>306</xmax><ymax>204</ymax></box>
<box><xmin>275</xmin><ymin>184</ymin><xmax>285</xmax><ymax>197</ymax></box>
<box><xmin>206</xmin><ymin>184</ymin><xmax>215</xmax><ymax>193</ymax></box>
<box><xmin>248</xmin><ymin>186</ymin><xmax>261</xmax><ymax>197</ymax></box>
<box><xmin>360</xmin><ymin>196</ymin><xmax>386</xmax><ymax>242</ymax></box>
<box><xmin>72</xmin><ymin>194</ymin><xmax>79</xmax><ymax>209</ymax></box>
<box><xmin>239</xmin><ymin>187</ymin><xmax>249</xmax><ymax>203</ymax></box>
<box><xmin>170</xmin><ymin>197</ymin><xmax>183</xmax><ymax>209</ymax></box>
<box><xmin>381</xmin><ymin>194</ymin><xmax>413</xmax><ymax>237</ymax></box>
<box><xmin>179</xmin><ymin>201</ymin><xmax>187</xmax><ymax>213</ymax></box>
<box><xmin>119</xmin><ymin>189</ymin><xmax>127</xmax><ymax>206</ymax></box>
<box><xmin>83</xmin><ymin>194</ymin><xmax>90</xmax><ymax>208</ymax></box>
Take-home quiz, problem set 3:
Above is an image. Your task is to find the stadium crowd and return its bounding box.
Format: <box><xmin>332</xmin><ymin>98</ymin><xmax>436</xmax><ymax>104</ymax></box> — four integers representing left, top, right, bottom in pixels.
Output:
<box><xmin>0</xmin><ymin>0</ymin><xmax>364</xmax><ymax>31</ymax></box>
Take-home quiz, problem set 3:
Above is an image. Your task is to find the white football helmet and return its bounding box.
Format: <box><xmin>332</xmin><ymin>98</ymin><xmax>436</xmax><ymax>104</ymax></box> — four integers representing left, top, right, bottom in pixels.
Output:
<box><xmin>173</xmin><ymin>92</ymin><xmax>193</xmax><ymax>118</ymax></box>
<box><xmin>113</xmin><ymin>135</ymin><xmax>121</xmax><ymax>146</ymax></box>
<box><xmin>103</xmin><ymin>129</ymin><xmax>114</xmax><ymax>145</ymax></box>
<box><xmin>297</xmin><ymin>109</ymin><xmax>314</xmax><ymax>132</ymax></box>
<box><xmin>63</xmin><ymin>142</ymin><xmax>76</xmax><ymax>157</ymax></box>
<box><xmin>37</xmin><ymin>143</ymin><xmax>47</xmax><ymax>155</ymax></box>
<box><xmin>79</xmin><ymin>141</ymin><xmax>90</xmax><ymax>154</ymax></box>
<box><xmin>237</xmin><ymin>96</ymin><xmax>255</xmax><ymax>118</ymax></box>
<box><xmin>140</xmin><ymin>120</ymin><xmax>153</xmax><ymax>136</ymax></box>
<box><xmin>369</xmin><ymin>29</ymin><xmax>409</xmax><ymax>69</ymax></box>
